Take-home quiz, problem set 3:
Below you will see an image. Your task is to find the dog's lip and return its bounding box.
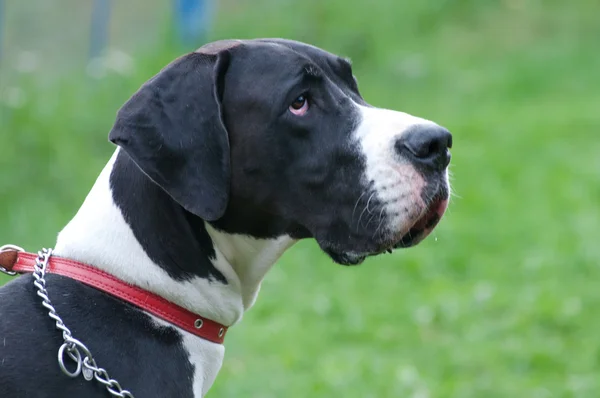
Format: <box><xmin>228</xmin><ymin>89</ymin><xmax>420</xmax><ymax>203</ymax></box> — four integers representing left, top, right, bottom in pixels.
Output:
<box><xmin>411</xmin><ymin>197</ymin><xmax>448</xmax><ymax>232</ymax></box>
<box><xmin>393</xmin><ymin>197</ymin><xmax>448</xmax><ymax>249</ymax></box>
<box><xmin>365</xmin><ymin>196</ymin><xmax>448</xmax><ymax>256</ymax></box>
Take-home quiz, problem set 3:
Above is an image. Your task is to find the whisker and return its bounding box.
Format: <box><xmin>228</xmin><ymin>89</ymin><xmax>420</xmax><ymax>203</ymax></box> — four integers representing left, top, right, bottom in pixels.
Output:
<box><xmin>352</xmin><ymin>190</ymin><xmax>368</xmax><ymax>230</ymax></box>
<box><xmin>357</xmin><ymin>192</ymin><xmax>376</xmax><ymax>229</ymax></box>
<box><xmin>373</xmin><ymin>206</ymin><xmax>387</xmax><ymax>238</ymax></box>
<box><xmin>365</xmin><ymin>203</ymin><xmax>381</xmax><ymax>228</ymax></box>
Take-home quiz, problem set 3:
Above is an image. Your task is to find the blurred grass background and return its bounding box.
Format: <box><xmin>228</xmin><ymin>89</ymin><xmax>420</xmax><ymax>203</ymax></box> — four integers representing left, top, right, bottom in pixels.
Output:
<box><xmin>1</xmin><ymin>0</ymin><xmax>599</xmax><ymax>397</ymax></box>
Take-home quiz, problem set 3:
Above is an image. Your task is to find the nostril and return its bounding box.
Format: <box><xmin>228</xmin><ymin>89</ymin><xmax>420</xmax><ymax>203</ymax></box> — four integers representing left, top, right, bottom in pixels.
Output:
<box><xmin>427</xmin><ymin>140</ymin><xmax>440</xmax><ymax>157</ymax></box>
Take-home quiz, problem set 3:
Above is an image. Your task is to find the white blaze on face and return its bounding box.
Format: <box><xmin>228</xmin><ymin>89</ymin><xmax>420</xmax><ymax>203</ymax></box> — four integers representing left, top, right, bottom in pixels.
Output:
<box><xmin>352</xmin><ymin>103</ymin><xmax>441</xmax><ymax>237</ymax></box>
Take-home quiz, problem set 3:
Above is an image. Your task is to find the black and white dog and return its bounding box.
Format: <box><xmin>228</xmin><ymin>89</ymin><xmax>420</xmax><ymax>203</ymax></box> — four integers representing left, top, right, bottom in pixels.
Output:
<box><xmin>0</xmin><ymin>39</ymin><xmax>452</xmax><ymax>397</ymax></box>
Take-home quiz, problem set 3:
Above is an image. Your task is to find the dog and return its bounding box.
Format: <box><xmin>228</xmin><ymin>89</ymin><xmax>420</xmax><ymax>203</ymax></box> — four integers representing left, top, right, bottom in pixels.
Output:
<box><xmin>0</xmin><ymin>39</ymin><xmax>452</xmax><ymax>397</ymax></box>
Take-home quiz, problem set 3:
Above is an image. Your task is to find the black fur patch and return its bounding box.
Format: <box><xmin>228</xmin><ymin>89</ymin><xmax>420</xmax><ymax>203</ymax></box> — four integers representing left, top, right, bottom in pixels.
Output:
<box><xmin>0</xmin><ymin>274</ymin><xmax>195</xmax><ymax>397</ymax></box>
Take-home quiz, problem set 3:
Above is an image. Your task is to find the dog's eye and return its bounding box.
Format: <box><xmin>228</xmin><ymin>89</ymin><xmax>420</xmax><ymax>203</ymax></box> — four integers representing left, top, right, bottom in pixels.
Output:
<box><xmin>289</xmin><ymin>95</ymin><xmax>309</xmax><ymax>116</ymax></box>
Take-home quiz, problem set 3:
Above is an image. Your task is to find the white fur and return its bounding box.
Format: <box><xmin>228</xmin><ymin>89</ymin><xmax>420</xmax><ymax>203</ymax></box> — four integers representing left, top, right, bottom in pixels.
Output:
<box><xmin>353</xmin><ymin>104</ymin><xmax>442</xmax><ymax>237</ymax></box>
<box><xmin>54</xmin><ymin>148</ymin><xmax>294</xmax><ymax>397</ymax></box>
<box><xmin>205</xmin><ymin>224</ymin><xmax>295</xmax><ymax>311</ymax></box>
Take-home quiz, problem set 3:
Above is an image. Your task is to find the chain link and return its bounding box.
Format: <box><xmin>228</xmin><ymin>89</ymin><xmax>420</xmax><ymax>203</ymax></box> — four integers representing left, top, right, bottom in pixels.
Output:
<box><xmin>33</xmin><ymin>248</ymin><xmax>134</xmax><ymax>398</ymax></box>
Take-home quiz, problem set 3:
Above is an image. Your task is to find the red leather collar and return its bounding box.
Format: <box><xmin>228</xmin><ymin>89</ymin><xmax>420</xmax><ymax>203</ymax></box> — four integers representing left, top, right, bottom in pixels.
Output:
<box><xmin>0</xmin><ymin>247</ymin><xmax>228</xmax><ymax>344</ymax></box>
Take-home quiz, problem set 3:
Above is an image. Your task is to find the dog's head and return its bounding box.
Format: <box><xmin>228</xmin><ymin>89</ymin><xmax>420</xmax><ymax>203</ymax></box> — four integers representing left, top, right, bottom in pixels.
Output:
<box><xmin>109</xmin><ymin>39</ymin><xmax>452</xmax><ymax>266</ymax></box>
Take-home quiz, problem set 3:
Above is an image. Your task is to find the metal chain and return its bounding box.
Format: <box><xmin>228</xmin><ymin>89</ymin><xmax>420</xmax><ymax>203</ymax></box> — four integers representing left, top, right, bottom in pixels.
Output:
<box><xmin>33</xmin><ymin>248</ymin><xmax>135</xmax><ymax>398</ymax></box>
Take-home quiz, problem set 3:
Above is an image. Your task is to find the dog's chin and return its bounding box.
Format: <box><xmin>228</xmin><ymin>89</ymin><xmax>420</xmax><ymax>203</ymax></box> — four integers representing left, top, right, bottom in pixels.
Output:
<box><xmin>324</xmin><ymin>248</ymin><xmax>367</xmax><ymax>266</ymax></box>
<box><xmin>323</xmin><ymin>197</ymin><xmax>449</xmax><ymax>266</ymax></box>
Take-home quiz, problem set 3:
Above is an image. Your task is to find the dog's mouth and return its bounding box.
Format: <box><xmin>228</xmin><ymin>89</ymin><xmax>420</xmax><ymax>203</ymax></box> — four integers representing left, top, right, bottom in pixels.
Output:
<box><xmin>389</xmin><ymin>196</ymin><xmax>448</xmax><ymax>250</ymax></box>
<box><xmin>367</xmin><ymin>195</ymin><xmax>448</xmax><ymax>258</ymax></box>
<box><xmin>325</xmin><ymin>195</ymin><xmax>449</xmax><ymax>266</ymax></box>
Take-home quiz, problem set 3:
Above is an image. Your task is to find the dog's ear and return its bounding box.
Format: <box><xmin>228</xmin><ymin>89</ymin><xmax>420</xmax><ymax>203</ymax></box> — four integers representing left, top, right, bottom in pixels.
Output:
<box><xmin>109</xmin><ymin>48</ymin><xmax>234</xmax><ymax>221</ymax></box>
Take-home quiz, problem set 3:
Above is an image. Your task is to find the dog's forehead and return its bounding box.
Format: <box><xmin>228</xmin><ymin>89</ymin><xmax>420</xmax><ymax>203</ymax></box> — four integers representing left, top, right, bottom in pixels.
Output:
<box><xmin>253</xmin><ymin>39</ymin><xmax>344</xmax><ymax>66</ymax></box>
<box><xmin>238</xmin><ymin>40</ymin><xmax>351</xmax><ymax>85</ymax></box>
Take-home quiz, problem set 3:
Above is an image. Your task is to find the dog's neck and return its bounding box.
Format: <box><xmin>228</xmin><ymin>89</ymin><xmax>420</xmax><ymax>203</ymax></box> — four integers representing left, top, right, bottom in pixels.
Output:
<box><xmin>54</xmin><ymin>149</ymin><xmax>296</xmax><ymax>327</ymax></box>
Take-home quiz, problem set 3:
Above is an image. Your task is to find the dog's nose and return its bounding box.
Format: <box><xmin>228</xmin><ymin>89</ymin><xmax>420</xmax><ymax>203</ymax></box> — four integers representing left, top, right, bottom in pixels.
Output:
<box><xmin>395</xmin><ymin>124</ymin><xmax>452</xmax><ymax>170</ymax></box>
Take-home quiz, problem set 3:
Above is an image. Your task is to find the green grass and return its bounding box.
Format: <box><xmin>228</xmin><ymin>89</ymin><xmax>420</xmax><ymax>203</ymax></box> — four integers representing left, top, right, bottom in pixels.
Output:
<box><xmin>2</xmin><ymin>1</ymin><xmax>600</xmax><ymax>396</ymax></box>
